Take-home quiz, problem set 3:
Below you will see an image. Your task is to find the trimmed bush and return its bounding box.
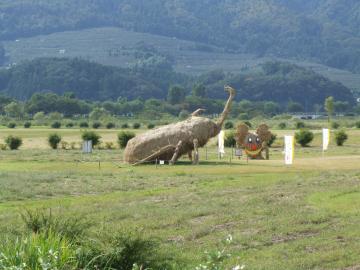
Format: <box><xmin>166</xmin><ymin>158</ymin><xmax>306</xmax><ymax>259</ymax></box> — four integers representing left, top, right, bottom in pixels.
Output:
<box><xmin>295</xmin><ymin>129</ymin><xmax>314</xmax><ymax>147</ymax></box>
<box><xmin>79</xmin><ymin>122</ymin><xmax>89</xmax><ymax>128</ymax></box>
<box><xmin>66</xmin><ymin>122</ymin><xmax>74</xmax><ymax>128</ymax></box>
<box><xmin>147</xmin><ymin>123</ymin><xmax>155</xmax><ymax>129</ymax></box>
<box><xmin>118</xmin><ymin>131</ymin><xmax>136</xmax><ymax>148</ymax></box>
<box><xmin>224</xmin><ymin>131</ymin><xmax>236</xmax><ymax>147</ymax></box>
<box><xmin>335</xmin><ymin>130</ymin><xmax>348</xmax><ymax>146</ymax></box>
<box><xmin>24</xmin><ymin>121</ymin><xmax>32</xmax><ymax>128</ymax></box>
<box><xmin>224</xmin><ymin>121</ymin><xmax>234</xmax><ymax>130</ymax></box>
<box><xmin>106</xmin><ymin>122</ymin><xmax>115</xmax><ymax>129</ymax></box>
<box><xmin>133</xmin><ymin>123</ymin><xmax>141</xmax><ymax>129</ymax></box>
<box><xmin>278</xmin><ymin>122</ymin><xmax>287</xmax><ymax>129</ymax></box>
<box><xmin>92</xmin><ymin>122</ymin><xmax>102</xmax><ymax>129</ymax></box>
<box><xmin>7</xmin><ymin>122</ymin><xmax>16</xmax><ymax>128</ymax></box>
<box><xmin>48</xmin><ymin>133</ymin><xmax>62</xmax><ymax>149</ymax></box>
<box><xmin>5</xmin><ymin>135</ymin><xmax>22</xmax><ymax>150</ymax></box>
<box><xmin>51</xmin><ymin>121</ymin><xmax>61</xmax><ymax>129</ymax></box>
<box><xmin>331</xmin><ymin>122</ymin><xmax>340</xmax><ymax>129</ymax></box>
<box><xmin>82</xmin><ymin>131</ymin><xmax>101</xmax><ymax>146</ymax></box>
<box><xmin>295</xmin><ymin>121</ymin><xmax>305</xmax><ymax>129</ymax></box>
<box><xmin>121</xmin><ymin>123</ymin><xmax>129</xmax><ymax>129</ymax></box>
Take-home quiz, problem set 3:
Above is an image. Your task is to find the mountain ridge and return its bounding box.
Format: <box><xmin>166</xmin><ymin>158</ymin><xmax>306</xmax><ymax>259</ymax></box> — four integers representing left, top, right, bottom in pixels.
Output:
<box><xmin>1</xmin><ymin>0</ymin><xmax>360</xmax><ymax>72</ymax></box>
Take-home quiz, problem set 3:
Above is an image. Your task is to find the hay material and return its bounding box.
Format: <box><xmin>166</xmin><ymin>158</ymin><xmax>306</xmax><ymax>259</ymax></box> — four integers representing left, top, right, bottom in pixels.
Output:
<box><xmin>256</xmin><ymin>124</ymin><xmax>272</xmax><ymax>142</ymax></box>
<box><xmin>124</xmin><ymin>86</ymin><xmax>236</xmax><ymax>164</ymax></box>
<box><xmin>235</xmin><ymin>123</ymin><xmax>273</xmax><ymax>160</ymax></box>
<box><xmin>235</xmin><ymin>124</ymin><xmax>250</xmax><ymax>147</ymax></box>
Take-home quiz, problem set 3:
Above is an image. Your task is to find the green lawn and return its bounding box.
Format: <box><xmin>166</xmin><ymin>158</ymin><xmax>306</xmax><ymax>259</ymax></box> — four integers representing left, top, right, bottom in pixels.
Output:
<box><xmin>0</xmin><ymin>128</ymin><xmax>359</xmax><ymax>269</ymax></box>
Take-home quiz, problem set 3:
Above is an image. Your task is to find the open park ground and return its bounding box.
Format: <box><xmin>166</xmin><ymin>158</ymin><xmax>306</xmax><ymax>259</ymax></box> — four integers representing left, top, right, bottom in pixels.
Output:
<box><xmin>0</xmin><ymin>127</ymin><xmax>360</xmax><ymax>269</ymax></box>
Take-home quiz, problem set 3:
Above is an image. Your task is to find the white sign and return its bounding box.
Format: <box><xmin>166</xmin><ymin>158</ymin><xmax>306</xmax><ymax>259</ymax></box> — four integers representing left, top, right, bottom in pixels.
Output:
<box><xmin>235</xmin><ymin>148</ymin><xmax>243</xmax><ymax>157</ymax></box>
<box><xmin>82</xmin><ymin>140</ymin><xmax>92</xmax><ymax>153</ymax></box>
<box><xmin>159</xmin><ymin>160</ymin><xmax>165</xmax><ymax>165</ymax></box>
<box><xmin>322</xmin><ymin>128</ymin><xmax>330</xmax><ymax>151</ymax></box>
<box><xmin>218</xmin><ymin>130</ymin><xmax>225</xmax><ymax>157</ymax></box>
<box><xmin>284</xmin><ymin>136</ymin><xmax>294</xmax><ymax>165</ymax></box>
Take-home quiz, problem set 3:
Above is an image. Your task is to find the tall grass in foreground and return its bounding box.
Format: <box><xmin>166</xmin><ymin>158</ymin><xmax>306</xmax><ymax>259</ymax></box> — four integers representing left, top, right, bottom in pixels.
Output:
<box><xmin>0</xmin><ymin>232</ymin><xmax>76</xmax><ymax>270</ymax></box>
<box><xmin>0</xmin><ymin>209</ymin><xmax>243</xmax><ymax>270</ymax></box>
<box><xmin>20</xmin><ymin>208</ymin><xmax>90</xmax><ymax>243</ymax></box>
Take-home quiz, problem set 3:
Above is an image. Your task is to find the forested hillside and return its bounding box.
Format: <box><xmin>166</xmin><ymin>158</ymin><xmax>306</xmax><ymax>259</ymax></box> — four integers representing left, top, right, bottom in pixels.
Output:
<box><xmin>0</xmin><ymin>43</ymin><xmax>5</xmax><ymax>65</ymax></box>
<box><xmin>1</xmin><ymin>0</ymin><xmax>360</xmax><ymax>72</ymax></box>
<box><xmin>0</xmin><ymin>58</ymin><xmax>354</xmax><ymax>108</ymax></box>
<box><xmin>0</xmin><ymin>57</ymin><xmax>188</xmax><ymax>101</ymax></box>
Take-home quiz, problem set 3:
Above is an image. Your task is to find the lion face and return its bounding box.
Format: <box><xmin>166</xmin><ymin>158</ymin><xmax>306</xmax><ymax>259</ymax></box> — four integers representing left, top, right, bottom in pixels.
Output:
<box><xmin>244</xmin><ymin>133</ymin><xmax>262</xmax><ymax>157</ymax></box>
<box><xmin>236</xmin><ymin>123</ymin><xmax>272</xmax><ymax>159</ymax></box>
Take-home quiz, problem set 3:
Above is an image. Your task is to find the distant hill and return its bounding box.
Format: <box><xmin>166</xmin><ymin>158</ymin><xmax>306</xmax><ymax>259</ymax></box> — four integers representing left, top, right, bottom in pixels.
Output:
<box><xmin>1</xmin><ymin>0</ymin><xmax>360</xmax><ymax>72</ymax></box>
<box><xmin>3</xmin><ymin>27</ymin><xmax>360</xmax><ymax>96</ymax></box>
<box><xmin>0</xmin><ymin>58</ymin><xmax>354</xmax><ymax>108</ymax></box>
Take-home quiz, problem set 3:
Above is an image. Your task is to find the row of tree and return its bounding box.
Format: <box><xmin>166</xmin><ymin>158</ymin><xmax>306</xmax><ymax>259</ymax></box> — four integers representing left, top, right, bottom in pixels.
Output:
<box><xmin>0</xmin><ymin>43</ymin><xmax>4</xmax><ymax>66</ymax></box>
<box><xmin>1</xmin><ymin>89</ymin><xmax>359</xmax><ymax>121</ymax></box>
<box><xmin>0</xmin><ymin>58</ymin><xmax>355</xmax><ymax>109</ymax></box>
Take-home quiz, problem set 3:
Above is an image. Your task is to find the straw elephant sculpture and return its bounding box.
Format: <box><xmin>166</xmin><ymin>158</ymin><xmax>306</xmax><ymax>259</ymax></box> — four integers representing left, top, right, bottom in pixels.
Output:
<box><xmin>124</xmin><ymin>85</ymin><xmax>236</xmax><ymax>165</ymax></box>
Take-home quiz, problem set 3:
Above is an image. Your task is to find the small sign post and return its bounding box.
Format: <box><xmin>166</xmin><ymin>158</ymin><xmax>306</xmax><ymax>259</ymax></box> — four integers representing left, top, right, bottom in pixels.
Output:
<box><xmin>235</xmin><ymin>148</ymin><xmax>242</xmax><ymax>157</ymax></box>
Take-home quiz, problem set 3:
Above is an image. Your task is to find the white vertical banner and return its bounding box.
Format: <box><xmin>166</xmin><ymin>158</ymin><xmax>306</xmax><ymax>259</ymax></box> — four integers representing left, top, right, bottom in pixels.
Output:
<box><xmin>284</xmin><ymin>136</ymin><xmax>294</xmax><ymax>165</ymax></box>
<box><xmin>218</xmin><ymin>130</ymin><xmax>225</xmax><ymax>157</ymax></box>
<box><xmin>322</xmin><ymin>128</ymin><xmax>330</xmax><ymax>151</ymax></box>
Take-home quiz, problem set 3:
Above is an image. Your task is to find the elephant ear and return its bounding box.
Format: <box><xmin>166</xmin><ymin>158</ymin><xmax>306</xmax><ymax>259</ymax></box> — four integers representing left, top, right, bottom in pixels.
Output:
<box><xmin>256</xmin><ymin>124</ymin><xmax>272</xmax><ymax>142</ymax></box>
<box><xmin>236</xmin><ymin>123</ymin><xmax>249</xmax><ymax>146</ymax></box>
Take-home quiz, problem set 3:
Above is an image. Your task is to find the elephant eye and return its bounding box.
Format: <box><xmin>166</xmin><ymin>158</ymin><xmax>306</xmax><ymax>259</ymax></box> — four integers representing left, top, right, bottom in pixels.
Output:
<box><xmin>248</xmin><ymin>138</ymin><xmax>252</xmax><ymax>143</ymax></box>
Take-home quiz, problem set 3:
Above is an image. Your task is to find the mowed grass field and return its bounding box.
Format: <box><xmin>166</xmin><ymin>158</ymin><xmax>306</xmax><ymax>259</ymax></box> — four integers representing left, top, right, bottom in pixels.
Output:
<box><xmin>0</xmin><ymin>127</ymin><xmax>360</xmax><ymax>269</ymax></box>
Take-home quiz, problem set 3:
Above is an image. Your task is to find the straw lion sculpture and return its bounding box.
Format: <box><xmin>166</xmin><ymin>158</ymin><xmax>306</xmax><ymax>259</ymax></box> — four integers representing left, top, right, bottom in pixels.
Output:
<box><xmin>236</xmin><ymin>123</ymin><xmax>273</xmax><ymax>160</ymax></box>
<box><xmin>124</xmin><ymin>85</ymin><xmax>236</xmax><ymax>165</ymax></box>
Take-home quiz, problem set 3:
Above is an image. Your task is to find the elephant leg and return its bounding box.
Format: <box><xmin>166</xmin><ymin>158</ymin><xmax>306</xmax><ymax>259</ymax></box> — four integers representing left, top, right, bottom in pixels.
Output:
<box><xmin>188</xmin><ymin>151</ymin><xmax>193</xmax><ymax>162</ymax></box>
<box><xmin>192</xmin><ymin>139</ymin><xmax>199</xmax><ymax>165</ymax></box>
<box><xmin>170</xmin><ymin>140</ymin><xmax>183</xmax><ymax>165</ymax></box>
